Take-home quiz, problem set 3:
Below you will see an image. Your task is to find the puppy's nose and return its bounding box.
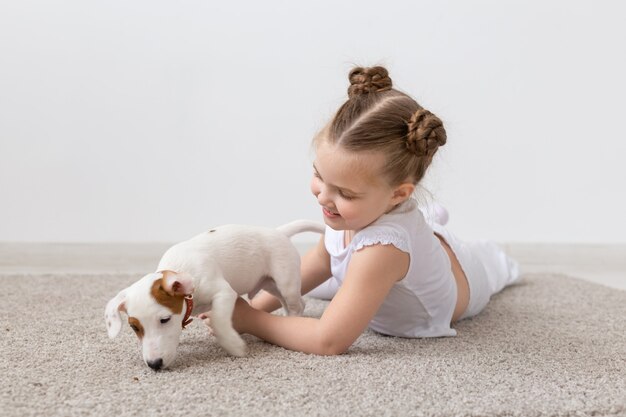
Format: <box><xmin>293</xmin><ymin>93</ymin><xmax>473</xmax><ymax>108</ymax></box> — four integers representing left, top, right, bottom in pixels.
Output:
<box><xmin>147</xmin><ymin>358</ymin><xmax>163</xmax><ymax>370</ymax></box>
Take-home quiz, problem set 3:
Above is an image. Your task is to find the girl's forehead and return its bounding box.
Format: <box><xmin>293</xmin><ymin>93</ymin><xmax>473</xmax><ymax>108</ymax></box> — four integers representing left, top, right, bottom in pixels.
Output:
<box><xmin>314</xmin><ymin>142</ymin><xmax>388</xmax><ymax>186</ymax></box>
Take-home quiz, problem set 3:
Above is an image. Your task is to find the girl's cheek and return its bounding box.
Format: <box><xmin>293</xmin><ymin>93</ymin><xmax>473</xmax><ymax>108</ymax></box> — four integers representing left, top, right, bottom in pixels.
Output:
<box><xmin>337</xmin><ymin>202</ymin><xmax>351</xmax><ymax>218</ymax></box>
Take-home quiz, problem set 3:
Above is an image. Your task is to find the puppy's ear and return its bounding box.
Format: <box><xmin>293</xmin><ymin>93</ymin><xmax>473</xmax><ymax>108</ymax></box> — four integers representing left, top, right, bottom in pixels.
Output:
<box><xmin>104</xmin><ymin>290</ymin><xmax>127</xmax><ymax>338</ymax></box>
<box><xmin>160</xmin><ymin>270</ymin><xmax>195</xmax><ymax>296</ymax></box>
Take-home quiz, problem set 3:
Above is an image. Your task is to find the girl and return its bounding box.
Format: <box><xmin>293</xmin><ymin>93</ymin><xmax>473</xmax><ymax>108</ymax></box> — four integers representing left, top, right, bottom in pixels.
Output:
<box><xmin>222</xmin><ymin>66</ymin><xmax>519</xmax><ymax>355</ymax></box>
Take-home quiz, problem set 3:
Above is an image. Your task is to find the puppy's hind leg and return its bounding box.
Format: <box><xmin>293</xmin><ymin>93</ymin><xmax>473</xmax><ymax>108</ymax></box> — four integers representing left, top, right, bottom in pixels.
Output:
<box><xmin>263</xmin><ymin>280</ymin><xmax>305</xmax><ymax>316</ymax></box>
<box><xmin>209</xmin><ymin>288</ymin><xmax>247</xmax><ymax>357</ymax></box>
<box><xmin>269</xmin><ymin>266</ymin><xmax>306</xmax><ymax>317</ymax></box>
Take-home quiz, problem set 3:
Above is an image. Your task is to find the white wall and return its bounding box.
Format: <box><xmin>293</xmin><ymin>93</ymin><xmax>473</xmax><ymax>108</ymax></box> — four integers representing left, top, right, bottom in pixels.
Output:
<box><xmin>1</xmin><ymin>1</ymin><xmax>625</xmax><ymax>244</ymax></box>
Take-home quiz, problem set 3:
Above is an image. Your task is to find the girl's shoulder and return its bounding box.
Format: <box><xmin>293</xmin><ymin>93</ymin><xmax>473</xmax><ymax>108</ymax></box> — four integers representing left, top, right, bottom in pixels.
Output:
<box><xmin>351</xmin><ymin>222</ymin><xmax>411</xmax><ymax>254</ymax></box>
<box><xmin>354</xmin><ymin>199</ymin><xmax>431</xmax><ymax>253</ymax></box>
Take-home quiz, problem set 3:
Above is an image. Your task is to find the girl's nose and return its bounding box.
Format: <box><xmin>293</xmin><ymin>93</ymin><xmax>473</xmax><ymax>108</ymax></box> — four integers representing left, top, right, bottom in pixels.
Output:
<box><xmin>316</xmin><ymin>185</ymin><xmax>331</xmax><ymax>207</ymax></box>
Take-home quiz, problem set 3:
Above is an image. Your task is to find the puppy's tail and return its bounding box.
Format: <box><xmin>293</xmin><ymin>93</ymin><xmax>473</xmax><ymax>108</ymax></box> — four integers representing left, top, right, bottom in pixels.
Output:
<box><xmin>277</xmin><ymin>220</ymin><xmax>325</xmax><ymax>238</ymax></box>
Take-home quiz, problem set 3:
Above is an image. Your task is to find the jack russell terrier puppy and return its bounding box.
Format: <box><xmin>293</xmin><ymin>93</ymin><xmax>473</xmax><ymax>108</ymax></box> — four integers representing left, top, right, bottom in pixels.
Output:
<box><xmin>105</xmin><ymin>220</ymin><xmax>324</xmax><ymax>370</ymax></box>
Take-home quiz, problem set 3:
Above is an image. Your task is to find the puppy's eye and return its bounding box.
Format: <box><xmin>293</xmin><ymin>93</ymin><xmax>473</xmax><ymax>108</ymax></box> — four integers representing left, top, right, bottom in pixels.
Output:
<box><xmin>130</xmin><ymin>325</ymin><xmax>139</xmax><ymax>332</ymax></box>
<box><xmin>160</xmin><ymin>317</ymin><xmax>171</xmax><ymax>324</ymax></box>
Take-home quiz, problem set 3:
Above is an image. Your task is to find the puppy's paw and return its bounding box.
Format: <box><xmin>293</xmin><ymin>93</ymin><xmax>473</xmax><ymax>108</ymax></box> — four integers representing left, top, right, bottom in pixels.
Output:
<box><xmin>221</xmin><ymin>335</ymin><xmax>247</xmax><ymax>357</ymax></box>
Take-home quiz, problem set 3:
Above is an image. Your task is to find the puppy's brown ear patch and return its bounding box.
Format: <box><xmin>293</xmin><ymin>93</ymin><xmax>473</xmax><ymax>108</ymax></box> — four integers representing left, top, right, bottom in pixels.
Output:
<box><xmin>151</xmin><ymin>278</ymin><xmax>184</xmax><ymax>315</ymax></box>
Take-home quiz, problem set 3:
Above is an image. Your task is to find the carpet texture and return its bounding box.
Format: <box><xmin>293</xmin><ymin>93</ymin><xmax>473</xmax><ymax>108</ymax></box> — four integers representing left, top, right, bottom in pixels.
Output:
<box><xmin>1</xmin><ymin>273</ymin><xmax>624</xmax><ymax>417</ymax></box>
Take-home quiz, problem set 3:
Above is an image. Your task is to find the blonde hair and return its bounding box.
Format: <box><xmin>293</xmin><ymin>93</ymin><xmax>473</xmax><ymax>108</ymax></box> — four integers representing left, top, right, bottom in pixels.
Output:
<box><xmin>315</xmin><ymin>66</ymin><xmax>446</xmax><ymax>186</ymax></box>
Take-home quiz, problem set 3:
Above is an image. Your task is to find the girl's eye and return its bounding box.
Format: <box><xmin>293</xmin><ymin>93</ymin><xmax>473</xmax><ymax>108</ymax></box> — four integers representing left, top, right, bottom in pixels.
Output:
<box><xmin>339</xmin><ymin>191</ymin><xmax>355</xmax><ymax>200</ymax></box>
<box><xmin>160</xmin><ymin>317</ymin><xmax>171</xmax><ymax>324</ymax></box>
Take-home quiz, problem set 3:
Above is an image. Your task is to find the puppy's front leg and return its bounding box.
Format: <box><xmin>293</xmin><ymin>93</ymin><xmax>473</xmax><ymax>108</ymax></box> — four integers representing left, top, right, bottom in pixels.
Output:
<box><xmin>209</xmin><ymin>289</ymin><xmax>247</xmax><ymax>357</ymax></box>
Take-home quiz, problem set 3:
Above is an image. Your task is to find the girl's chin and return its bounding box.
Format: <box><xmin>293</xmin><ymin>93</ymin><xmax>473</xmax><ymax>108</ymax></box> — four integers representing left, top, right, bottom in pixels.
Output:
<box><xmin>321</xmin><ymin>215</ymin><xmax>343</xmax><ymax>229</ymax></box>
<box><xmin>323</xmin><ymin>217</ymin><xmax>355</xmax><ymax>232</ymax></box>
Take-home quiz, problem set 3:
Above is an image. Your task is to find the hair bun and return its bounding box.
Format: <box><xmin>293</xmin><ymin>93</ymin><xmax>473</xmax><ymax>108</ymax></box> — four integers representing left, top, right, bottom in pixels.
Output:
<box><xmin>406</xmin><ymin>109</ymin><xmax>447</xmax><ymax>157</ymax></box>
<box><xmin>348</xmin><ymin>66</ymin><xmax>393</xmax><ymax>98</ymax></box>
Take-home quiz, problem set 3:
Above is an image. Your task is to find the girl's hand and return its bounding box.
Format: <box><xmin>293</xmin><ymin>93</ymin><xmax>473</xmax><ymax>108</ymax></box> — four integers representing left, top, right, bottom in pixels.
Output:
<box><xmin>198</xmin><ymin>297</ymin><xmax>254</xmax><ymax>335</ymax></box>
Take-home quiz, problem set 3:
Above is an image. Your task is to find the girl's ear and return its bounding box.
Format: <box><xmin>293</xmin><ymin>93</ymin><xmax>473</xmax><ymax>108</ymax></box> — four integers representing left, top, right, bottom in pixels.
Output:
<box><xmin>391</xmin><ymin>183</ymin><xmax>415</xmax><ymax>205</ymax></box>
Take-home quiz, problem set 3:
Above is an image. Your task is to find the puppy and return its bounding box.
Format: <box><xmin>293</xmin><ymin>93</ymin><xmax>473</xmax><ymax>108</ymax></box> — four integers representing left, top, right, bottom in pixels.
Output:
<box><xmin>105</xmin><ymin>220</ymin><xmax>324</xmax><ymax>370</ymax></box>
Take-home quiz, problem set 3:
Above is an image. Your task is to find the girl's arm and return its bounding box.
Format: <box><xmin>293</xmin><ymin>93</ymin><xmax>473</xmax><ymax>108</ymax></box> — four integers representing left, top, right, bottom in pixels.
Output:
<box><xmin>233</xmin><ymin>243</ymin><xmax>409</xmax><ymax>355</ymax></box>
<box><xmin>250</xmin><ymin>234</ymin><xmax>332</xmax><ymax>313</ymax></box>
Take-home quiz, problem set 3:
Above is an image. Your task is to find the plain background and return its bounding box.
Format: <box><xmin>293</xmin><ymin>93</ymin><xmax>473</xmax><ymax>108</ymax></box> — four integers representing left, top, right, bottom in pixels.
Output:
<box><xmin>1</xmin><ymin>0</ymin><xmax>625</xmax><ymax>244</ymax></box>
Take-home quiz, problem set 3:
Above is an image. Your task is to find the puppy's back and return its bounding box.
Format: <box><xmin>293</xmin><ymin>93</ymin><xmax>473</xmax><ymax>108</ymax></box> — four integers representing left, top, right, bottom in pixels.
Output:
<box><xmin>157</xmin><ymin>225</ymin><xmax>299</xmax><ymax>290</ymax></box>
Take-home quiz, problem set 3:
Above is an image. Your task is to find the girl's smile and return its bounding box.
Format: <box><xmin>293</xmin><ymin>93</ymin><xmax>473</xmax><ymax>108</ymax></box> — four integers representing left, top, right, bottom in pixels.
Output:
<box><xmin>322</xmin><ymin>207</ymin><xmax>340</xmax><ymax>218</ymax></box>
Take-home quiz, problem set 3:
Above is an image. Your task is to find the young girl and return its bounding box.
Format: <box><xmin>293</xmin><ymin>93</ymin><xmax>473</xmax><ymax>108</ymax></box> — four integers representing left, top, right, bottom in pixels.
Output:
<box><xmin>223</xmin><ymin>66</ymin><xmax>519</xmax><ymax>355</ymax></box>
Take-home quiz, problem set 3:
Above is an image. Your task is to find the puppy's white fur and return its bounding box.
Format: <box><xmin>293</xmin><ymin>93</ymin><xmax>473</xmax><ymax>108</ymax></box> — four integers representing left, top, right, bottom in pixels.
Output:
<box><xmin>105</xmin><ymin>220</ymin><xmax>324</xmax><ymax>369</ymax></box>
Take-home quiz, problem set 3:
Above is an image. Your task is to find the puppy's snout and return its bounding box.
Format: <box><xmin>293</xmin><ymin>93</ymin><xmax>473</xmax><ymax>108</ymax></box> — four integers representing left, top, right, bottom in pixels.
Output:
<box><xmin>147</xmin><ymin>358</ymin><xmax>163</xmax><ymax>371</ymax></box>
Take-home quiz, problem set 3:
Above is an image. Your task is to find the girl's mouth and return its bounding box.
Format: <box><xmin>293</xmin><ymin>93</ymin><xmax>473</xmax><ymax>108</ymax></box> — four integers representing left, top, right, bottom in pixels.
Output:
<box><xmin>322</xmin><ymin>207</ymin><xmax>340</xmax><ymax>218</ymax></box>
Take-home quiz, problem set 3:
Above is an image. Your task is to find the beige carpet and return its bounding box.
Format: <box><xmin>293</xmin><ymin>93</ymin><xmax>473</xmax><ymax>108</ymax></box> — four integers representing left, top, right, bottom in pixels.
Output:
<box><xmin>1</xmin><ymin>273</ymin><xmax>625</xmax><ymax>417</ymax></box>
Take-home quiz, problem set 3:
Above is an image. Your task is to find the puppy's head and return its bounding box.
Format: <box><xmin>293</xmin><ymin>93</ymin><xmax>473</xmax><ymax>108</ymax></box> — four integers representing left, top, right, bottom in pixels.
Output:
<box><xmin>104</xmin><ymin>270</ymin><xmax>194</xmax><ymax>370</ymax></box>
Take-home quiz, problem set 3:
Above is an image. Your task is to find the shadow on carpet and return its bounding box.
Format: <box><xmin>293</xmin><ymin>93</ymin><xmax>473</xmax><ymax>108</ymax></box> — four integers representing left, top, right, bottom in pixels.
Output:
<box><xmin>1</xmin><ymin>273</ymin><xmax>624</xmax><ymax>417</ymax></box>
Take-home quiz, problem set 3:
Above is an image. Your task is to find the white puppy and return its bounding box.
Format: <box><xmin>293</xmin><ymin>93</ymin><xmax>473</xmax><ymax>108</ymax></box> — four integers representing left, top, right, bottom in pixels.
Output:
<box><xmin>105</xmin><ymin>220</ymin><xmax>324</xmax><ymax>370</ymax></box>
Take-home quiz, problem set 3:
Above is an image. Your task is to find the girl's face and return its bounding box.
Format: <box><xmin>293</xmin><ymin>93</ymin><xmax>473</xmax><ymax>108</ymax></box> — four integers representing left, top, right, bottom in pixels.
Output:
<box><xmin>311</xmin><ymin>141</ymin><xmax>412</xmax><ymax>231</ymax></box>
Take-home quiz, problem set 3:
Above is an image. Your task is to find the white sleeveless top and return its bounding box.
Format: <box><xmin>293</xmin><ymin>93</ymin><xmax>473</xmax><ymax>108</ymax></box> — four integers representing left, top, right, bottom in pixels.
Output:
<box><xmin>324</xmin><ymin>199</ymin><xmax>457</xmax><ymax>338</ymax></box>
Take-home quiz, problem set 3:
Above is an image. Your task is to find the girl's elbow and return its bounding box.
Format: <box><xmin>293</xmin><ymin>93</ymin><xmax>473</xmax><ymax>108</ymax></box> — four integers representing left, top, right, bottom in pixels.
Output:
<box><xmin>317</xmin><ymin>335</ymin><xmax>350</xmax><ymax>356</ymax></box>
<box><xmin>322</xmin><ymin>345</ymin><xmax>349</xmax><ymax>356</ymax></box>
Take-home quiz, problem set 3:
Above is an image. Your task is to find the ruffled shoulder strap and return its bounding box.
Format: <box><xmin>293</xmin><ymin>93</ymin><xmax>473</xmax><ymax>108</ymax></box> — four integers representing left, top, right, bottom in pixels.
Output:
<box><xmin>351</xmin><ymin>224</ymin><xmax>410</xmax><ymax>254</ymax></box>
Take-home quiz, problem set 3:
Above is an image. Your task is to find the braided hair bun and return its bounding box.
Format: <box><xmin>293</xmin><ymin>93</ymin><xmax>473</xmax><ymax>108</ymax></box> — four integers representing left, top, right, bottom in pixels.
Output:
<box><xmin>326</xmin><ymin>65</ymin><xmax>447</xmax><ymax>185</ymax></box>
<box><xmin>406</xmin><ymin>109</ymin><xmax>447</xmax><ymax>157</ymax></box>
<box><xmin>348</xmin><ymin>66</ymin><xmax>393</xmax><ymax>98</ymax></box>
